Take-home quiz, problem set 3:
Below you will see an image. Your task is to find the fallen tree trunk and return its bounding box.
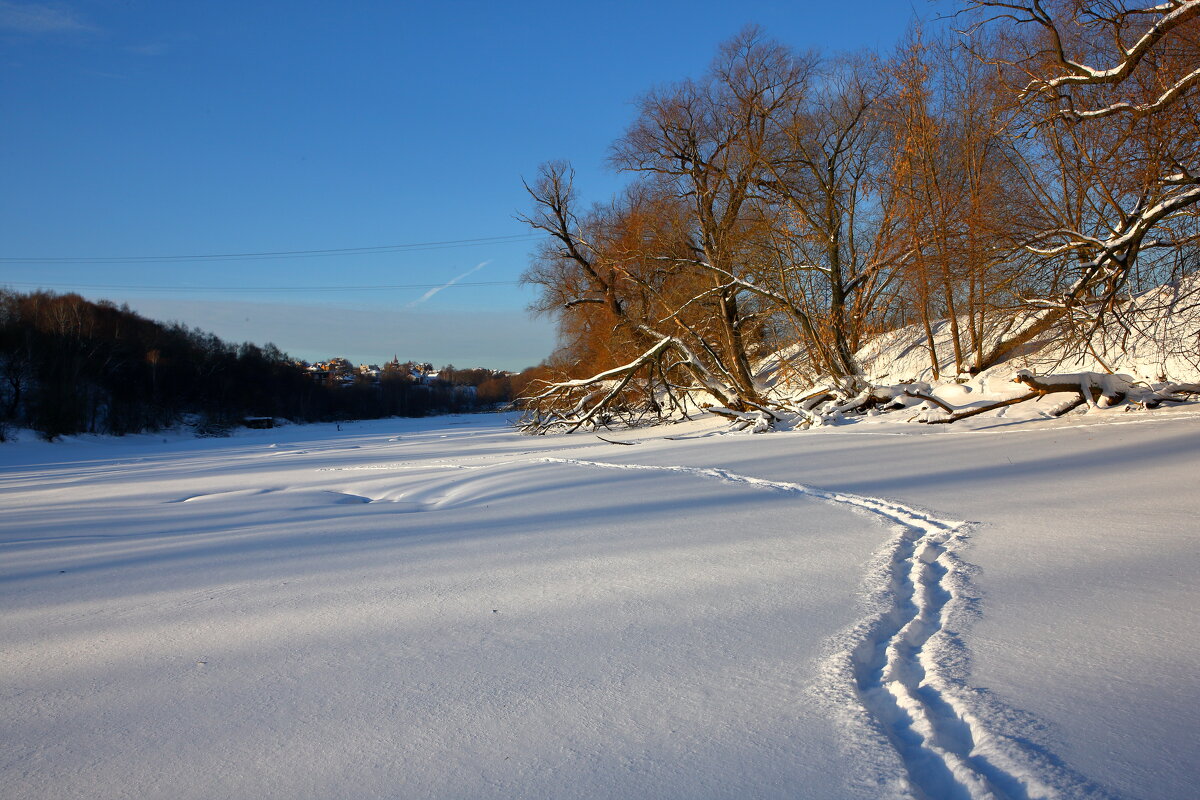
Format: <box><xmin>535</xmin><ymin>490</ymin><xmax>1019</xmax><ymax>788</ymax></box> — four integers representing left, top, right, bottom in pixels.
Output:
<box><xmin>1011</xmin><ymin>370</ymin><xmax>1129</xmax><ymax>407</ymax></box>
<box><xmin>521</xmin><ymin>362</ymin><xmax>1199</xmax><ymax>435</ymax></box>
<box><xmin>917</xmin><ymin>392</ymin><xmax>1041</xmax><ymax>424</ymax></box>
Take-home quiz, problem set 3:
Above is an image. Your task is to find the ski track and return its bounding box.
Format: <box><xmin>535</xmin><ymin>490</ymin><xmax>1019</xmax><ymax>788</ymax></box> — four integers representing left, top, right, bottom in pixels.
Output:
<box><xmin>534</xmin><ymin>456</ymin><xmax>1042</xmax><ymax>800</ymax></box>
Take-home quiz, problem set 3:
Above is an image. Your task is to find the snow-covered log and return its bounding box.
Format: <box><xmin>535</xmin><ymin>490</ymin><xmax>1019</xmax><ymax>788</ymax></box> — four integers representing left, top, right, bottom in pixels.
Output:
<box><xmin>910</xmin><ymin>370</ymin><xmax>1198</xmax><ymax>426</ymax></box>
<box><xmin>903</xmin><ymin>370</ymin><xmax>1176</xmax><ymax>425</ymax></box>
<box><xmin>1012</xmin><ymin>369</ymin><xmax>1131</xmax><ymax>408</ymax></box>
<box><xmin>705</xmin><ymin>407</ymin><xmax>776</xmax><ymax>433</ymax></box>
<box><xmin>1136</xmin><ymin>382</ymin><xmax>1200</xmax><ymax>409</ymax></box>
<box><xmin>1010</xmin><ymin>371</ymin><xmax>1200</xmax><ymax>413</ymax></box>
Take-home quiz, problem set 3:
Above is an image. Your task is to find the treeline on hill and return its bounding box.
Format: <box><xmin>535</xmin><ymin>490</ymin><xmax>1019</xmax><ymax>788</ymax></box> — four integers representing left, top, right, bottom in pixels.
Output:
<box><xmin>0</xmin><ymin>290</ymin><xmax>517</xmax><ymax>441</ymax></box>
<box><xmin>518</xmin><ymin>1</ymin><xmax>1200</xmax><ymax>432</ymax></box>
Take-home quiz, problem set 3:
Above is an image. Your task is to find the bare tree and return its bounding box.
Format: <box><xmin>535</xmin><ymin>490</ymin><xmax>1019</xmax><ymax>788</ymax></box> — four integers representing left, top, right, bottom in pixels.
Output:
<box><xmin>754</xmin><ymin>54</ymin><xmax>898</xmax><ymax>382</ymax></box>
<box><xmin>515</xmin><ymin>12</ymin><xmax>1200</xmax><ymax>434</ymax></box>
<box><xmin>518</xmin><ymin>163</ymin><xmax>748</xmax><ymax>432</ymax></box>
<box><xmin>517</xmin><ymin>29</ymin><xmax>821</xmax><ymax>432</ymax></box>
<box><xmin>883</xmin><ymin>30</ymin><xmax>1038</xmax><ymax>377</ymax></box>
<box><xmin>961</xmin><ymin>1</ymin><xmax>1200</xmax><ymax>366</ymax></box>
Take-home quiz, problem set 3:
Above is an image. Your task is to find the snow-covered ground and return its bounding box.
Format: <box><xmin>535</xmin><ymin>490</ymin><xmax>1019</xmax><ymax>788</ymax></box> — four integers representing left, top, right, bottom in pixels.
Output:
<box><xmin>2</xmin><ymin>410</ymin><xmax>1198</xmax><ymax>799</ymax></box>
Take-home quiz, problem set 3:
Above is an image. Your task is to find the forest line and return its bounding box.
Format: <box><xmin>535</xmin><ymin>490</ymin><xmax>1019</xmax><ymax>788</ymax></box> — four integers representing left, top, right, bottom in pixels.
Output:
<box><xmin>0</xmin><ymin>290</ymin><xmax>519</xmax><ymax>440</ymax></box>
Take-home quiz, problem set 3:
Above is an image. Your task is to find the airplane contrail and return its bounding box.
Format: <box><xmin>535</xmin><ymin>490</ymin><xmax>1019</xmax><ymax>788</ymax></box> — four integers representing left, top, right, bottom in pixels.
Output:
<box><xmin>404</xmin><ymin>260</ymin><xmax>490</xmax><ymax>308</ymax></box>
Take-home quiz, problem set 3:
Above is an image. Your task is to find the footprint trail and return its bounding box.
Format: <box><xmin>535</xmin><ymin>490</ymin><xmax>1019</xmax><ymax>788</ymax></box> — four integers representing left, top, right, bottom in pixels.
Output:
<box><xmin>534</xmin><ymin>456</ymin><xmax>1040</xmax><ymax>800</ymax></box>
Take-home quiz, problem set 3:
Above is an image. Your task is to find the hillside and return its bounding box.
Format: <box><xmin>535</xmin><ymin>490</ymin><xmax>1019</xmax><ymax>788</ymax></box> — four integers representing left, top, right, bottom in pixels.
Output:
<box><xmin>744</xmin><ymin>277</ymin><xmax>1200</xmax><ymax>434</ymax></box>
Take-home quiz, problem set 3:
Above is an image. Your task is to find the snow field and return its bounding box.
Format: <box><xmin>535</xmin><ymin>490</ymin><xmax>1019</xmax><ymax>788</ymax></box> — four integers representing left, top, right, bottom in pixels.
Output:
<box><xmin>3</xmin><ymin>418</ymin><xmax>882</xmax><ymax>799</ymax></box>
<box><xmin>2</xmin><ymin>410</ymin><xmax>1199</xmax><ymax>799</ymax></box>
<box><xmin>644</xmin><ymin>412</ymin><xmax>1200</xmax><ymax>799</ymax></box>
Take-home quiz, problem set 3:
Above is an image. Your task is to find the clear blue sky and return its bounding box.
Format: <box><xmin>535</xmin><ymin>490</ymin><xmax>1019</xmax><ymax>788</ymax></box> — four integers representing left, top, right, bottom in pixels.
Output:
<box><xmin>1</xmin><ymin>0</ymin><xmax>943</xmax><ymax>370</ymax></box>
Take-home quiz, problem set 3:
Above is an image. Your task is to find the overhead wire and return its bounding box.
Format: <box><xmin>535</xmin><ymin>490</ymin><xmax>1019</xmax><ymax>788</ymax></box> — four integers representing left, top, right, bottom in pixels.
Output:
<box><xmin>0</xmin><ymin>233</ymin><xmax>540</xmax><ymax>264</ymax></box>
<box><xmin>0</xmin><ymin>280</ymin><xmax>522</xmax><ymax>293</ymax></box>
<box><xmin>1</xmin><ymin>231</ymin><xmax>540</xmax><ymax>294</ymax></box>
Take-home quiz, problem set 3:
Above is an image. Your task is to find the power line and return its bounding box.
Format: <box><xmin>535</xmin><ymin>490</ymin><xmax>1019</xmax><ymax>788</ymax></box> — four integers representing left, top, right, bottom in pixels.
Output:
<box><xmin>0</xmin><ymin>233</ymin><xmax>540</xmax><ymax>264</ymax></box>
<box><xmin>0</xmin><ymin>280</ymin><xmax>523</xmax><ymax>293</ymax></box>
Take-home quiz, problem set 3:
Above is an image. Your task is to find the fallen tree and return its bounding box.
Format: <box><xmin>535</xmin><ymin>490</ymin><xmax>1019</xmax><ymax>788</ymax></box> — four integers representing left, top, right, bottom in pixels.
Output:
<box><xmin>515</xmin><ymin>363</ymin><xmax>1200</xmax><ymax>433</ymax></box>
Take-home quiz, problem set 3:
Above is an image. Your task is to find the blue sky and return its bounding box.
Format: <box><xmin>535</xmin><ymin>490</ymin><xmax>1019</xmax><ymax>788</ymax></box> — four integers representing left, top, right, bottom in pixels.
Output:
<box><xmin>0</xmin><ymin>0</ymin><xmax>943</xmax><ymax>370</ymax></box>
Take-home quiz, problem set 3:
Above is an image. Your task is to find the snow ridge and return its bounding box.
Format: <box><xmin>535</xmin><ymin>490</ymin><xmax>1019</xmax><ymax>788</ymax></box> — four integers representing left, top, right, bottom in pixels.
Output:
<box><xmin>536</xmin><ymin>457</ymin><xmax>1037</xmax><ymax>800</ymax></box>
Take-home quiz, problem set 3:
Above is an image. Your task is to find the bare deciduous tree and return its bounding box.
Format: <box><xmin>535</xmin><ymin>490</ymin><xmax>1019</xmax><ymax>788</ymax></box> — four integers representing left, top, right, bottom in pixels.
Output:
<box><xmin>962</xmin><ymin>1</ymin><xmax>1200</xmax><ymax>365</ymax></box>
<box><xmin>515</xmin><ymin>11</ymin><xmax>1200</xmax><ymax>433</ymax></box>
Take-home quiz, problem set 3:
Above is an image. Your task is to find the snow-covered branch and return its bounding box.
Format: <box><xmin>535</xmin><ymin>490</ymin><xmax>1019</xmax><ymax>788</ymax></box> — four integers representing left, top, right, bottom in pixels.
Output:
<box><xmin>1065</xmin><ymin>66</ymin><xmax>1200</xmax><ymax>120</ymax></box>
<box><xmin>966</xmin><ymin>1</ymin><xmax>1200</xmax><ymax>118</ymax></box>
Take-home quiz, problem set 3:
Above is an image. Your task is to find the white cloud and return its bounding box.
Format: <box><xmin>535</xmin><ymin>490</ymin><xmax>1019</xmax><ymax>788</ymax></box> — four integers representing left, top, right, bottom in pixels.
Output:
<box><xmin>0</xmin><ymin>1</ymin><xmax>92</xmax><ymax>34</ymax></box>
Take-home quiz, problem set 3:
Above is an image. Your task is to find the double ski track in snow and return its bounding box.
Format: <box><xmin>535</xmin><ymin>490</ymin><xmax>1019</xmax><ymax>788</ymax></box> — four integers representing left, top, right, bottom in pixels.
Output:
<box><xmin>537</xmin><ymin>457</ymin><xmax>1036</xmax><ymax>800</ymax></box>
